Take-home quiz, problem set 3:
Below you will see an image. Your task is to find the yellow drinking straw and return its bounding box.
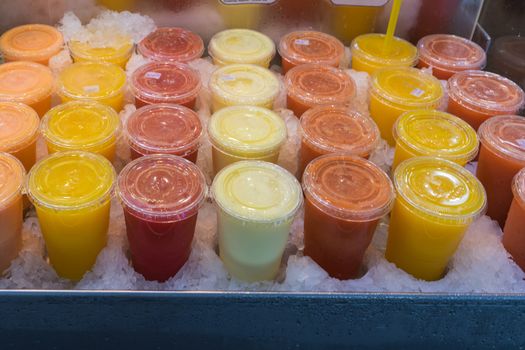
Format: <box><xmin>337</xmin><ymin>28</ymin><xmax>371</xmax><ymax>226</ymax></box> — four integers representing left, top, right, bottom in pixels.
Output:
<box><xmin>383</xmin><ymin>0</ymin><xmax>404</xmax><ymax>54</ymax></box>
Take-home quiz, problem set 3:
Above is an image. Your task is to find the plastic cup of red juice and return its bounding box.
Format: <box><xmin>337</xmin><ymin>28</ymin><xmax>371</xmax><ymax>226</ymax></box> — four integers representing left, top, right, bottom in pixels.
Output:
<box><xmin>138</xmin><ymin>27</ymin><xmax>204</xmax><ymax>63</ymax></box>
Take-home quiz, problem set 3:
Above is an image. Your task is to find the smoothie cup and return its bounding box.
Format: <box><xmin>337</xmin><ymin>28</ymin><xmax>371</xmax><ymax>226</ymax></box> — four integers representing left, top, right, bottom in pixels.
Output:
<box><xmin>0</xmin><ymin>61</ymin><xmax>54</xmax><ymax>117</ymax></box>
<box><xmin>447</xmin><ymin>70</ymin><xmax>525</xmax><ymax>131</ymax></box>
<box><xmin>125</xmin><ymin>104</ymin><xmax>203</xmax><ymax>162</ymax></box>
<box><xmin>209</xmin><ymin>64</ymin><xmax>280</xmax><ymax>112</ymax></box>
<box><xmin>130</xmin><ymin>62</ymin><xmax>201</xmax><ymax>109</ymax></box>
<box><xmin>138</xmin><ymin>27</ymin><xmax>204</xmax><ymax>63</ymax></box>
<box><xmin>208</xmin><ymin>29</ymin><xmax>275</xmax><ymax>68</ymax></box>
<box><xmin>503</xmin><ymin>168</ymin><xmax>525</xmax><ymax>272</ymax></box>
<box><xmin>392</xmin><ymin>110</ymin><xmax>479</xmax><ymax>169</ymax></box>
<box><xmin>0</xmin><ymin>102</ymin><xmax>40</xmax><ymax>171</ymax></box>
<box><xmin>117</xmin><ymin>155</ymin><xmax>207</xmax><ymax>282</ymax></box>
<box><xmin>477</xmin><ymin>115</ymin><xmax>525</xmax><ymax>227</ymax></box>
<box><xmin>417</xmin><ymin>34</ymin><xmax>487</xmax><ymax>80</ymax></box>
<box><xmin>285</xmin><ymin>64</ymin><xmax>356</xmax><ymax>118</ymax></box>
<box><xmin>298</xmin><ymin>105</ymin><xmax>380</xmax><ymax>179</ymax></box>
<box><xmin>68</xmin><ymin>36</ymin><xmax>134</xmax><ymax>68</ymax></box>
<box><xmin>0</xmin><ymin>24</ymin><xmax>64</xmax><ymax>65</ymax></box>
<box><xmin>278</xmin><ymin>31</ymin><xmax>345</xmax><ymax>74</ymax></box>
<box><xmin>351</xmin><ymin>34</ymin><xmax>418</xmax><ymax>75</ymax></box>
<box><xmin>212</xmin><ymin>161</ymin><xmax>303</xmax><ymax>282</ymax></box>
<box><xmin>57</xmin><ymin>62</ymin><xmax>126</xmax><ymax>112</ymax></box>
<box><xmin>0</xmin><ymin>153</ymin><xmax>25</xmax><ymax>273</ymax></box>
<box><xmin>41</xmin><ymin>101</ymin><xmax>121</xmax><ymax>162</ymax></box>
<box><xmin>386</xmin><ymin>157</ymin><xmax>486</xmax><ymax>281</ymax></box>
<box><xmin>303</xmin><ymin>154</ymin><xmax>394</xmax><ymax>279</ymax></box>
<box><xmin>208</xmin><ymin>105</ymin><xmax>287</xmax><ymax>174</ymax></box>
<box><xmin>370</xmin><ymin>67</ymin><xmax>443</xmax><ymax>145</ymax></box>
<box><xmin>26</xmin><ymin>151</ymin><xmax>116</xmax><ymax>280</ymax></box>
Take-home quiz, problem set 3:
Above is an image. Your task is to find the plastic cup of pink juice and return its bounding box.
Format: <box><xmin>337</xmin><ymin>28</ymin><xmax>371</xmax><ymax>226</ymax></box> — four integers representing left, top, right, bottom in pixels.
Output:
<box><xmin>138</xmin><ymin>27</ymin><xmax>204</xmax><ymax>63</ymax></box>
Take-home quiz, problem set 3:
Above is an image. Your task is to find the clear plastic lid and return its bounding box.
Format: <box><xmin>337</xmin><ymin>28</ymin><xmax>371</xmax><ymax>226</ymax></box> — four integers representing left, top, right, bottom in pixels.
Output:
<box><xmin>0</xmin><ymin>102</ymin><xmax>40</xmax><ymax>153</ymax></box>
<box><xmin>208</xmin><ymin>29</ymin><xmax>276</xmax><ymax>65</ymax></box>
<box><xmin>125</xmin><ymin>104</ymin><xmax>203</xmax><ymax>157</ymax></box>
<box><xmin>130</xmin><ymin>62</ymin><xmax>201</xmax><ymax>104</ymax></box>
<box><xmin>0</xmin><ymin>24</ymin><xmax>64</xmax><ymax>62</ymax></box>
<box><xmin>212</xmin><ymin>161</ymin><xmax>303</xmax><ymax>223</ymax></box>
<box><xmin>27</xmin><ymin>151</ymin><xmax>116</xmax><ymax>210</ymax></box>
<box><xmin>58</xmin><ymin>62</ymin><xmax>126</xmax><ymax>100</ymax></box>
<box><xmin>478</xmin><ymin>115</ymin><xmax>525</xmax><ymax>163</ymax></box>
<box><xmin>285</xmin><ymin>64</ymin><xmax>356</xmax><ymax>106</ymax></box>
<box><xmin>393</xmin><ymin>110</ymin><xmax>479</xmax><ymax>162</ymax></box>
<box><xmin>394</xmin><ymin>157</ymin><xmax>486</xmax><ymax>224</ymax></box>
<box><xmin>371</xmin><ymin>67</ymin><xmax>443</xmax><ymax>108</ymax></box>
<box><xmin>0</xmin><ymin>152</ymin><xmax>25</xmax><ymax>209</ymax></box>
<box><xmin>512</xmin><ymin>167</ymin><xmax>525</xmax><ymax>208</ymax></box>
<box><xmin>448</xmin><ymin>70</ymin><xmax>525</xmax><ymax>114</ymax></box>
<box><xmin>117</xmin><ymin>154</ymin><xmax>207</xmax><ymax>222</ymax></box>
<box><xmin>138</xmin><ymin>27</ymin><xmax>204</xmax><ymax>63</ymax></box>
<box><xmin>301</xmin><ymin>105</ymin><xmax>380</xmax><ymax>157</ymax></box>
<box><xmin>278</xmin><ymin>31</ymin><xmax>345</xmax><ymax>67</ymax></box>
<box><xmin>0</xmin><ymin>61</ymin><xmax>54</xmax><ymax>105</ymax></box>
<box><xmin>68</xmin><ymin>36</ymin><xmax>134</xmax><ymax>62</ymax></box>
<box><xmin>208</xmin><ymin>106</ymin><xmax>287</xmax><ymax>157</ymax></box>
<box><xmin>417</xmin><ymin>34</ymin><xmax>486</xmax><ymax>71</ymax></box>
<box><xmin>42</xmin><ymin>101</ymin><xmax>121</xmax><ymax>151</ymax></box>
<box><xmin>303</xmin><ymin>154</ymin><xmax>394</xmax><ymax>222</ymax></box>
<box><xmin>351</xmin><ymin>34</ymin><xmax>418</xmax><ymax>67</ymax></box>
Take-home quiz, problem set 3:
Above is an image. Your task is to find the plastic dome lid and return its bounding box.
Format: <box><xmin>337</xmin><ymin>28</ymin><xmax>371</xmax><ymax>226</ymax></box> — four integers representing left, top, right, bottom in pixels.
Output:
<box><xmin>208</xmin><ymin>29</ymin><xmax>275</xmax><ymax>65</ymax></box>
<box><xmin>0</xmin><ymin>24</ymin><xmax>64</xmax><ymax>62</ymax></box>
<box><xmin>0</xmin><ymin>102</ymin><xmax>40</xmax><ymax>153</ymax></box>
<box><xmin>278</xmin><ymin>31</ymin><xmax>345</xmax><ymax>66</ymax></box>
<box><xmin>0</xmin><ymin>152</ymin><xmax>25</xmax><ymax>209</ymax></box>
<box><xmin>478</xmin><ymin>115</ymin><xmax>525</xmax><ymax>162</ymax></box>
<box><xmin>138</xmin><ymin>27</ymin><xmax>204</xmax><ymax>63</ymax></box>
<box><xmin>68</xmin><ymin>36</ymin><xmax>134</xmax><ymax>61</ymax></box>
<box><xmin>0</xmin><ymin>61</ymin><xmax>54</xmax><ymax>104</ymax></box>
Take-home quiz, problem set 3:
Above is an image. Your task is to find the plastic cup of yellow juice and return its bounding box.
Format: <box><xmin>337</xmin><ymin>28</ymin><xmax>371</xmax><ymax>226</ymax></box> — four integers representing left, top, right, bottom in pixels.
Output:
<box><xmin>68</xmin><ymin>35</ymin><xmax>134</xmax><ymax>69</ymax></box>
<box><xmin>209</xmin><ymin>64</ymin><xmax>280</xmax><ymax>112</ymax></box>
<box><xmin>212</xmin><ymin>161</ymin><xmax>303</xmax><ymax>282</ymax></box>
<box><xmin>57</xmin><ymin>62</ymin><xmax>126</xmax><ymax>111</ymax></box>
<box><xmin>385</xmin><ymin>157</ymin><xmax>486</xmax><ymax>281</ymax></box>
<box><xmin>370</xmin><ymin>67</ymin><xmax>443</xmax><ymax>145</ymax></box>
<box><xmin>208</xmin><ymin>29</ymin><xmax>275</xmax><ymax>68</ymax></box>
<box><xmin>26</xmin><ymin>151</ymin><xmax>116</xmax><ymax>280</ymax></box>
<box><xmin>392</xmin><ymin>110</ymin><xmax>478</xmax><ymax>169</ymax></box>
<box><xmin>351</xmin><ymin>34</ymin><xmax>418</xmax><ymax>75</ymax></box>
<box><xmin>42</xmin><ymin>101</ymin><xmax>121</xmax><ymax>162</ymax></box>
<box><xmin>208</xmin><ymin>105</ymin><xmax>287</xmax><ymax>174</ymax></box>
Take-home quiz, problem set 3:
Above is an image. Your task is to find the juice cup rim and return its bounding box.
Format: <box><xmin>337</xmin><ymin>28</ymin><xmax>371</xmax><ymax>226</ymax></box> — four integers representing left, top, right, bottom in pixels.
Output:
<box><xmin>0</xmin><ymin>61</ymin><xmax>54</xmax><ymax>105</ymax></box>
<box><xmin>351</xmin><ymin>33</ymin><xmax>418</xmax><ymax>67</ymax></box>
<box><xmin>512</xmin><ymin>168</ymin><xmax>525</xmax><ymax>209</ymax></box>
<box><xmin>67</xmin><ymin>38</ymin><xmax>134</xmax><ymax>61</ymax></box>
<box><xmin>0</xmin><ymin>102</ymin><xmax>40</xmax><ymax>154</ymax></box>
<box><xmin>0</xmin><ymin>24</ymin><xmax>64</xmax><ymax>62</ymax></box>
<box><xmin>478</xmin><ymin>115</ymin><xmax>525</xmax><ymax>163</ymax></box>
<box><xmin>137</xmin><ymin>27</ymin><xmax>205</xmax><ymax>63</ymax></box>
<box><xmin>208</xmin><ymin>29</ymin><xmax>276</xmax><ymax>65</ymax></box>
<box><xmin>0</xmin><ymin>152</ymin><xmax>25</xmax><ymax>210</ymax></box>
<box><xmin>278</xmin><ymin>30</ymin><xmax>345</xmax><ymax>67</ymax></box>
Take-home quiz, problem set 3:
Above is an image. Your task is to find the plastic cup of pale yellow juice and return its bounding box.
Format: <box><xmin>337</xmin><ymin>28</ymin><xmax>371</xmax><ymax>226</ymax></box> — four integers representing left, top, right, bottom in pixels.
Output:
<box><xmin>209</xmin><ymin>64</ymin><xmax>280</xmax><ymax>112</ymax></box>
<box><xmin>0</xmin><ymin>153</ymin><xmax>25</xmax><ymax>273</ymax></box>
<box><xmin>217</xmin><ymin>3</ymin><xmax>264</xmax><ymax>29</ymax></box>
<box><xmin>0</xmin><ymin>61</ymin><xmax>54</xmax><ymax>117</ymax></box>
<box><xmin>351</xmin><ymin>34</ymin><xmax>418</xmax><ymax>75</ymax></box>
<box><xmin>385</xmin><ymin>157</ymin><xmax>486</xmax><ymax>281</ymax></box>
<box><xmin>369</xmin><ymin>67</ymin><xmax>443</xmax><ymax>145</ymax></box>
<box><xmin>41</xmin><ymin>101</ymin><xmax>121</xmax><ymax>162</ymax></box>
<box><xmin>392</xmin><ymin>110</ymin><xmax>478</xmax><ymax>169</ymax></box>
<box><xmin>57</xmin><ymin>62</ymin><xmax>126</xmax><ymax>111</ymax></box>
<box><xmin>208</xmin><ymin>29</ymin><xmax>275</xmax><ymax>68</ymax></box>
<box><xmin>208</xmin><ymin>105</ymin><xmax>287</xmax><ymax>175</ymax></box>
<box><xmin>0</xmin><ymin>24</ymin><xmax>64</xmax><ymax>65</ymax></box>
<box><xmin>212</xmin><ymin>161</ymin><xmax>303</xmax><ymax>282</ymax></box>
<box><xmin>68</xmin><ymin>35</ymin><xmax>134</xmax><ymax>69</ymax></box>
<box><xmin>27</xmin><ymin>151</ymin><xmax>116</xmax><ymax>280</ymax></box>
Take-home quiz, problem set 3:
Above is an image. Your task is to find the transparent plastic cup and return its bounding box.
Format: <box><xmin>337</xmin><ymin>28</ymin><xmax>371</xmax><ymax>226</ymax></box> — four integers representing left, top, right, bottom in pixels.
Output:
<box><xmin>503</xmin><ymin>168</ymin><xmax>525</xmax><ymax>272</ymax></box>
<box><xmin>0</xmin><ymin>153</ymin><xmax>25</xmax><ymax>273</ymax></box>
<box><xmin>117</xmin><ymin>155</ymin><xmax>207</xmax><ymax>282</ymax></box>
<box><xmin>278</xmin><ymin>31</ymin><xmax>345</xmax><ymax>74</ymax></box>
<box><xmin>138</xmin><ymin>27</ymin><xmax>204</xmax><ymax>63</ymax></box>
<box><xmin>26</xmin><ymin>151</ymin><xmax>116</xmax><ymax>280</ymax></box>
<box><xmin>0</xmin><ymin>24</ymin><xmax>64</xmax><ymax>65</ymax></box>
<box><xmin>212</xmin><ymin>161</ymin><xmax>303</xmax><ymax>282</ymax></box>
<box><xmin>386</xmin><ymin>157</ymin><xmax>486</xmax><ymax>281</ymax></box>
<box><xmin>42</xmin><ymin>101</ymin><xmax>121</xmax><ymax>162</ymax></box>
<box><xmin>209</xmin><ymin>64</ymin><xmax>280</xmax><ymax>112</ymax></box>
<box><xmin>57</xmin><ymin>62</ymin><xmax>126</xmax><ymax>111</ymax></box>
<box><xmin>68</xmin><ymin>36</ymin><xmax>134</xmax><ymax>68</ymax></box>
<box><xmin>208</xmin><ymin>29</ymin><xmax>275</xmax><ymax>68</ymax></box>
<box><xmin>0</xmin><ymin>61</ymin><xmax>54</xmax><ymax>117</ymax></box>
<box><xmin>208</xmin><ymin>105</ymin><xmax>287</xmax><ymax>175</ymax></box>
<box><xmin>417</xmin><ymin>34</ymin><xmax>487</xmax><ymax>80</ymax></box>
<box><xmin>477</xmin><ymin>115</ymin><xmax>525</xmax><ymax>228</ymax></box>
<box><xmin>351</xmin><ymin>34</ymin><xmax>418</xmax><ymax>75</ymax></box>
<box><xmin>370</xmin><ymin>67</ymin><xmax>443</xmax><ymax>145</ymax></box>
<box><xmin>303</xmin><ymin>154</ymin><xmax>394</xmax><ymax>279</ymax></box>
<box><xmin>298</xmin><ymin>105</ymin><xmax>380</xmax><ymax>179</ymax></box>
<box><xmin>392</xmin><ymin>110</ymin><xmax>479</xmax><ymax>169</ymax></box>
<box><xmin>285</xmin><ymin>64</ymin><xmax>356</xmax><ymax>118</ymax></box>
<box><xmin>447</xmin><ymin>70</ymin><xmax>525</xmax><ymax>131</ymax></box>
<box><xmin>0</xmin><ymin>102</ymin><xmax>40</xmax><ymax>172</ymax></box>
<box><xmin>130</xmin><ymin>62</ymin><xmax>201</xmax><ymax>109</ymax></box>
<box><xmin>125</xmin><ymin>104</ymin><xmax>203</xmax><ymax>163</ymax></box>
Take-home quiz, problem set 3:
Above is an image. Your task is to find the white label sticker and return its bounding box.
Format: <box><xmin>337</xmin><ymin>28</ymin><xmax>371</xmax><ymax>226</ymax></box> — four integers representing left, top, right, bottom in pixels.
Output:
<box><xmin>83</xmin><ymin>85</ymin><xmax>100</xmax><ymax>93</ymax></box>
<box><xmin>221</xmin><ymin>75</ymin><xmax>236</xmax><ymax>81</ymax></box>
<box><xmin>410</xmin><ymin>88</ymin><xmax>425</xmax><ymax>98</ymax></box>
<box><xmin>295</xmin><ymin>39</ymin><xmax>310</xmax><ymax>46</ymax></box>
<box><xmin>145</xmin><ymin>72</ymin><xmax>162</xmax><ymax>79</ymax></box>
<box><xmin>220</xmin><ymin>0</ymin><xmax>276</xmax><ymax>4</ymax></box>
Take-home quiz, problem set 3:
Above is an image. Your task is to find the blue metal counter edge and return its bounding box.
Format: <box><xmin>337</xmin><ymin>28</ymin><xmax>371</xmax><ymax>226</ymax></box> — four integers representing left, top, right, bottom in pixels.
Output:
<box><xmin>0</xmin><ymin>291</ymin><xmax>523</xmax><ymax>349</ymax></box>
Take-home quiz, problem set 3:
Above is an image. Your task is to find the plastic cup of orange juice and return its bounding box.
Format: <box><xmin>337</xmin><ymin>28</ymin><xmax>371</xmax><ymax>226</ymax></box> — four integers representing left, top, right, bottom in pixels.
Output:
<box><xmin>503</xmin><ymin>168</ymin><xmax>525</xmax><ymax>273</ymax></box>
